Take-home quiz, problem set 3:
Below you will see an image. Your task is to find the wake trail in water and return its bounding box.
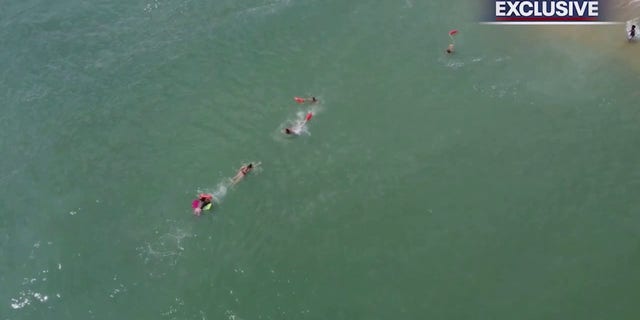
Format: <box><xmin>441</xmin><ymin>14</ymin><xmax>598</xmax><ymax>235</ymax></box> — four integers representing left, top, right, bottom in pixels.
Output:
<box><xmin>194</xmin><ymin>161</ymin><xmax>262</xmax><ymax>207</ymax></box>
<box><xmin>199</xmin><ymin>181</ymin><xmax>230</xmax><ymax>204</ymax></box>
<box><xmin>136</xmin><ymin>221</ymin><xmax>193</xmax><ymax>279</ymax></box>
<box><xmin>280</xmin><ymin>100</ymin><xmax>324</xmax><ymax>136</ymax></box>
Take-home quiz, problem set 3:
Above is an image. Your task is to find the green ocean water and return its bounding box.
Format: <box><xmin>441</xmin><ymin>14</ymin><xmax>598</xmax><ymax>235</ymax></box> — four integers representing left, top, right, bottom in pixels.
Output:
<box><xmin>2</xmin><ymin>0</ymin><xmax>640</xmax><ymax>319</ymax></box>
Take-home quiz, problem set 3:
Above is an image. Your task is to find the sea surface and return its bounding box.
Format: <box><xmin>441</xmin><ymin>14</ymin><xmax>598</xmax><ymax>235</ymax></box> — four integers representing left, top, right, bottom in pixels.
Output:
<box><xmin>2</xmin><ymin>0</ymin><xmax>640</xmax><ymax>319</ymax></box>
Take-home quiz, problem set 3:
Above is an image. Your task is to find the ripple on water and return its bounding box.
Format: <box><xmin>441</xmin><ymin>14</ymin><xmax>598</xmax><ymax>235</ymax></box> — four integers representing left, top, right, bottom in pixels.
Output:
<box><xmin>10</xmin><ymin>268</ymin><xmax>63</xmax><ymax>310</ymax></box>
<box><xmin>10</xmin><ymin>239</ymin><xmax>65</xmax><ymax>311</ymax></box>
<box><xmin>136</xmin><ymin>222</ymin><xmax>193</xmax><ymax>280</ymax></box>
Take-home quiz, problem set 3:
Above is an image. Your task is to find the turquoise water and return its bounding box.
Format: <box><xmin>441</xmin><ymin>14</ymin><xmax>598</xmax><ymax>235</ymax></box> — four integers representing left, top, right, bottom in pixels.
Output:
<box><xmin>2</xmin><ymin>0</ymin><xmax>640</xmax><ymax>319</ymax></box>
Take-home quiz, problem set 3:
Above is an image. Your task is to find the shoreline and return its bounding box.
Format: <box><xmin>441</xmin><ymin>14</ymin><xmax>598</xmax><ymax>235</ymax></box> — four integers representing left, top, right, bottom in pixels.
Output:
<box><xmin>521</xmin><ymin>1</ymin><xmax>640</xmax><ymax>72</ymax></box>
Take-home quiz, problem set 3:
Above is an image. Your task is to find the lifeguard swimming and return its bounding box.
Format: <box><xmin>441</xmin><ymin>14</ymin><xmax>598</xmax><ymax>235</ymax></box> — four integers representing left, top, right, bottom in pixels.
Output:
<box><xmin>294</xmin><ymin>96</ymin><xmax>318</xmax><ymax>104</ymax></box>
<box><xmin>192</xmin><ymin>193</ymin><xmax>213</xmax><ymax>216</ymax></box>
<box><xmin>191</xmin><ymin>162</ymin><xmax>260</xmax><ymax>215</ymax></box>
<box><xmin>284</xmin><ymin>112</ymin><xmax>313</xmax><ymax>135</ymax></box>
<box><xmin>446</xmin><ymin>29</ymin><xmax>458</xmax><ymax>54</ymax></box>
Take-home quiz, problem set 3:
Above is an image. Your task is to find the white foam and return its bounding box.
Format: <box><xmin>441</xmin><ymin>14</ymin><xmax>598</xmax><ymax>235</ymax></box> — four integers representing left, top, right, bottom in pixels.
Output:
<box><xmin>11</xmin><ymin>297</ymin><xmax>29</xmax><ymax>309</ymax></box>
<box><xmin>199</xmin><ymin>182</ymin><xmax>229</xmax><ymax>204</ymax></box>
<box><xmin>143</xmin><ymin>0</ymin><xmax>160</xmax><ymax>13</ymax></box>
<box><xmin>445</xmin><ymin>60</ymin><xmax>465</xmax><ymax>69</ymax></box>
<box><xmin>137</xmin><ymin>225</ymin><xmax>192</xmax><ymax>267</ymax></box>
<box><xmin>108</xmin><ymin>284</ymin><xmax>127</xmax><ymax>299</ymax></box>
<box><xmin>225</xmin><ymin>310</ymin><xmax>242</xmax><ymax>320</ymax></box>
<box><xmin>10</xmin><ymin>290</ymin><xmax>49</xmax><ymax>309</ymax></box>
<box><xmin>161</xmin><ymin>297</ymin><xmax>185</xmax><ymax>317</ymax></box>
<box><xmin>281</xmin><ymin>110</ymin><xmax>317</xmax><ymax>136</ymax></box>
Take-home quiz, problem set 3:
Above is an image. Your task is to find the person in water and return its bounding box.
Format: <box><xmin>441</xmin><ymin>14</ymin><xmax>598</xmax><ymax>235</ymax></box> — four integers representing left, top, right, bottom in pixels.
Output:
<box><xmin>231</xmin><ymin>163</ymin><xmax>253</xmax><ymax>184</ymax></box>
<box><xmin>630</xmin><ymin>25</ymin><xmax>636</xmax><ymax>41</ymax></box>
<box><xmin>446</xmin><ymin>43</ymin><xmax>455</xmax><ymax>54</ymax></box>
<box><xmin>193</xmin><ymin>193</ymin><xmax>213</xmax><ymax>216</ymax></box>
<box><xmin>295</xmin><ymin>96</ymin><xmax>318</xmax><ymax>104</ymax></box>
<box><xmin>283</xmin><ymin>112</ymin><xmax>313</xmax><ymax>135</ymax></box>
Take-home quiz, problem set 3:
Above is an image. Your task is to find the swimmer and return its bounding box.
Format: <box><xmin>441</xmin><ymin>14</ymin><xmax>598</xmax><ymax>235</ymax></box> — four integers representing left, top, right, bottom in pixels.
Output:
<box><xmin>294</xmin><ymin>96</ymin><xmax>318</xmax><ymax>104</ymax></box>
<box><xmin>231</xmin><ymin>163</ymin><xmax>253</xmax><ymax>185</ymax></box>
<box><xmin>446</xmin><ymin>43</ymin><xmax>454</xmax><ymax>54</ymax></box>
<box><xmin>283</xmin><ymin>112</ymin><xmax>313</xmax><ymax>135</ymax></box>
<box><xmin>629</xmin><ymin>25</ymin><xmax>636</xmax><ymax>41</ymax></box>
<box><xmin>192</xmin><ymin>193</ymin><xmax>213</xmax><ymax>216</ymax></box>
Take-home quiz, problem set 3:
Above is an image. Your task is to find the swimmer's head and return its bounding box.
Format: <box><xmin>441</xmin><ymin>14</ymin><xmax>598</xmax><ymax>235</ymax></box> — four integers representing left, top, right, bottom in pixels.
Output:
<box><xmin>633</xmin><ymin>25</ymin><xmax>637</xmax><ymax>30</ymax></box>
<box><xmin>284</xmin><ymin>128</ymin><xmax>293</xmax><ymax>134</ymax></box>
<box><xmin>248</xmin><ymin>163</ymin><xmax>253</xmax><ymax>169</ymax></box>
<box><xmin>312</xmin><ymin>97</ymin><xmax>317</xmax><ymax>102</ymax></box>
